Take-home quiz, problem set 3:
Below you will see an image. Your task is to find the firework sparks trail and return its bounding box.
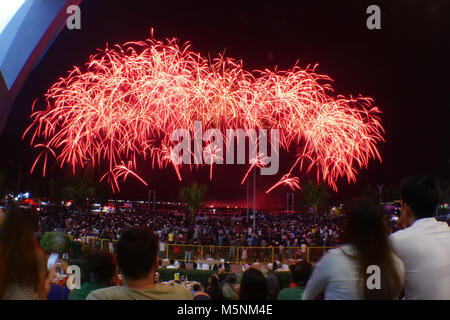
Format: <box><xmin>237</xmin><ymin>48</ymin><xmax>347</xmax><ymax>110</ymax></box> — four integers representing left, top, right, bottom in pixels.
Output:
<box><xmin>266</xmin><ymin>174</ymin><xmax>301</xmax><ymax>194</ymax></box>
<box><xmin>204</xmin><ymin>145</ymin><xmax>223</xmax><ymax>181</ymax></box>
<box><xmin>240</xmin><ymin>152</ymin><xmax>269</xmax><ymax>185</ymax></box>
<box><xmin>100</xmin><ymin>161</ymin><xmax>148</xmax><ymax>193</ymax></box>
<box><xmin>24</xmin><ymin>36</ymin><xmax>384</xmax><ymax>192</ymax></box>
<box><xmin>30</xmin><ymin>144</ymin><xmax>56</xmax><ymax>178</ymax></box>
<box><xmin>159</xmin><ymin>145</ymin><xmax>183</xmax><ymax>182</ymax></box>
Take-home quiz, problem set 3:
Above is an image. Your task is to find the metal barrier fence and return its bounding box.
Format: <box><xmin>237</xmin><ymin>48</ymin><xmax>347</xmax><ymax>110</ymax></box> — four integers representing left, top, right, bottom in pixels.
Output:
<box><xmin>71</xmin><ymin>236</ymin><xmax>333</xmax><ymax>264</ymax></box>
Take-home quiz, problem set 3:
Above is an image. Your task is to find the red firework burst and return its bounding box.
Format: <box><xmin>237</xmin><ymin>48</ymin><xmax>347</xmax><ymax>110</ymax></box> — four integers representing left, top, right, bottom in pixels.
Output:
<box><xmin>23</xmin><ymin>36</ymin><xmax>384</xmax><ymax>193</ymax></box>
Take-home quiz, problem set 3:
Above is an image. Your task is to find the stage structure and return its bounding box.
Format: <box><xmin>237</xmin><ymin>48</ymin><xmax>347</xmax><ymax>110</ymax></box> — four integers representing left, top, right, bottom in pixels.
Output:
<box><xmin>0</xmin><ymin>0</ymin><xmax>82</xmax><ymax>135</ymax></box>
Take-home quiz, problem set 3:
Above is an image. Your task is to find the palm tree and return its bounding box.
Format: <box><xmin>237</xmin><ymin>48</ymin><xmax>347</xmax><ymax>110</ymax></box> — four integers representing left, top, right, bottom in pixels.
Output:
<box><xmin>179</xmin><ymin>182</ymin><xmax>207</xmax><ymax>235</ymax></box>
<box><xmin>61</xmin><ymin>177</ymin><xmax>96</xmax><ymax>211</ymax></box>
<box><xmin>300</xmin><ymin>180</ymin><xmax>330</xmax><ymax>214</ymax></box>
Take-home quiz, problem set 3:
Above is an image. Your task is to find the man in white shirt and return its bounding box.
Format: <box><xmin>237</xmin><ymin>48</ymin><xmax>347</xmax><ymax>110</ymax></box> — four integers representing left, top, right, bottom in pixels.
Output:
<box><xmin>390</xmin><ymin>176</ymin><xmax>450</xmax><ymax>300</ymax></box>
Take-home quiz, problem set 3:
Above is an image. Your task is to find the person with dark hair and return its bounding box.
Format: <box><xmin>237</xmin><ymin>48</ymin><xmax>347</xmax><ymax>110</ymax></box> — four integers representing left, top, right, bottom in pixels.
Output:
<box><xmin>191</xmin><ymin>283</ymin><xmax>202</xmax><ymax>293</ymax></box>
<box><xmin>166</xmin><ymin>259</ymin><xmax>177</xmax><ymax>269</ymax></box>
<box><xmin>266</xmin><ymin>272</ymin><xmax>280</xmax><ymax>300</ymax></box>
<box><xmin>303</xmin><ymin>198</ymin><xmax>404</xmax><ymax>300</ymax></box>
<box><xmin>191</xmin><ymin>283</ymin><xmax>211</xmax><ymax>300</ymax></box>
<box><xmin>0</xmin><ymin>204</ymin><xmax>48</xmax><ymax>299</ymax></box>
<box><xmin>390</xmin><ymin>175</ymin><xmax>450</xmax><ymax>299</ymax></box>
<box><xmin>218</xmin><ymin>263</ymin><xmax>232</xmax><ymax>284</ymax></box>
<box><xmin>239</xmin><ymin>268</ymin><xmax>268</xmax><ymax>300</ymax></box>
<box><xmin>87</xmin><ymin>227</ymin><xmax>192</xmax><ymax>300</ymax></box>
<box><xmin>222</xmin><ymin>274</ymin><xmax>239</xmax><ymax>300</ymax></box>
<box><xmin>69</xmin><ymin>250</ymin><xmax>117</xmax><ymax>300</ymax></box>
<box><xmin>206</xmin><ymin>273</ymin><xmax>223</xmax><ymax>300</ymax></box>
<box><xmin>279</xmin><ymin>261</ymin><xmax>312</xmax><ymax>300</ymax></box>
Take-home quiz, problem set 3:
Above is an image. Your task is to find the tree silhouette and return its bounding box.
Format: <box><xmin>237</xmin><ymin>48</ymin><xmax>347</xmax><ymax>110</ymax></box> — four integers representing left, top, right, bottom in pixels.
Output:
<box><xmin>300</xmin><ymin>180</ymin><xmax>330</xmax><ymax>214</ymax></box>
<box><xmin>179</xmin><ymin>181</ymin><xmax>207</xmax><ymax>236</ymax></box>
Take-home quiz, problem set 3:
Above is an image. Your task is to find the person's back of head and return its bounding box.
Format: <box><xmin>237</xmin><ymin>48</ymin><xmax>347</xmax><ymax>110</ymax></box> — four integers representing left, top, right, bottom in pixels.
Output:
<box><xmin>87</xmin><ymin>250</ymin><xmax>117</xmax><ymax>285</ymax></box>
<box><xmin>192</xmin><ymin>283</ymin><xmax>202</xmax><ymax>292</ymax></box>
<box><xmin>239</xmin><ymin>267</ymin><xmax>267</xmax><ymax>300</ymax></box>
<box><xmin>400</xmin><ymin>175</ymin><xmax>439</xmax><ymax>224</ymax></box>
<box><xmin>0</xmin><ymin>204</ymin><xmax>43</xmax><ymax>298</ymax></box>
<box><xmin>193</xmin><ymin>291</ymin><xmax>211</xmax><ymax>300</ymax></box>
<box><xmin>266</xmin><ymin>273</ymin><xmax>280</xmax><ymax>300</ymax></box>
<box><xmin>207</xmin><ymin>273</ymin><xmax>223</xmax><ymax>299</ymax></box>
<box><xmin>343</xmin><ymin>198</ymin><xmax>403</xmax><ymax>299</ymax></box>
<box><xmin>208</xmin><ymin>273</ymin><xmax>220</xmax><ymax>288</ymax></box>
<box><xmin>116</xmin><ymin>227</ymin><xmax>158</xmax><ymax>281</ymax></box>
<box><xmin>291</xmin><ymin>261</ymin><xmax>312</xmax><ymax>287</ymax></box>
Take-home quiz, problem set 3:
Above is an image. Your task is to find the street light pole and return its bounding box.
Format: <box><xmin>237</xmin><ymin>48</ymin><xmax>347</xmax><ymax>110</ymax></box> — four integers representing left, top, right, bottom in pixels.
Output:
<box><xmin>148</xmin><ymin>189</ymin><xmax>156</xmax><ymax>211</ymax></box>
<box><xmin>286</xmin><ymin>193</ymin><xmax>289</xmax><ymax>212</ymax></box>
<box><xmin>286</xmin><ymin>192</ymin><xmax>294</xmax><ymax>212</ymax></box>
<box><xmin>253</xmin><ymin>168</ymin><xmax>256</xmax><ymax>232</ymax></box>
<box><xmin>246</xmin><ymin>178</ymin><xmax>249</xmax><ymax>223</ymax></box>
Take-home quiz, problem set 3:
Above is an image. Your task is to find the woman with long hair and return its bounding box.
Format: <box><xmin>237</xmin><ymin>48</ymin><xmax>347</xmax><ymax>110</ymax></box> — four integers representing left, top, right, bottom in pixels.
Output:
<box><xmin>0</xmin><ymin>204</ymin><xmax>48</xmax><ymax>299</ymax></box>
<box><xmin>303</xmin><ymin>198</ymin><xmax>404</xmax><ymax>300</ymax></box>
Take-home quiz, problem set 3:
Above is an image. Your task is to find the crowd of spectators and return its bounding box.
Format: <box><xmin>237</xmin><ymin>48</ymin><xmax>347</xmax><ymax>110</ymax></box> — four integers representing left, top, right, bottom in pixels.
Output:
<box><xmin>38</xmin><ymin>208</ymin><xmax>345</xmax><ymax>248</ymax></box>
<box><xmin>0</xmin><ymin>175</ymin><xmax>449</xmax><ymax>300</ymax></box>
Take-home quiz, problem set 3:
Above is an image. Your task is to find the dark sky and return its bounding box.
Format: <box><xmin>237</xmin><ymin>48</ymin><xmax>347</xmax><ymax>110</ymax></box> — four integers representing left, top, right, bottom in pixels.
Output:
<box><xmin>0</xmin><ymin>0</ymin><xmax>449</xmax><ymax>207</ymax></box>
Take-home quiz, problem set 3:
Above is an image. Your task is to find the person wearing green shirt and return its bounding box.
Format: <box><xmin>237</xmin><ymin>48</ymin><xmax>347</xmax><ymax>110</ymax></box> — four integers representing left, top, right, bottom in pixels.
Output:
<box><xmin>70</xmin><ymin>281</ymin><xmax>104</xmax><ymax>300</ymax></box>
<box><xmin>278</xmin><ymin>260</ymin><xmax>312</xmax><ymax>300</ymax></box>
<box><xmin>69</xmin><ymin>250</ymin><xmax>117</xmax><ymax>300</ymax></box>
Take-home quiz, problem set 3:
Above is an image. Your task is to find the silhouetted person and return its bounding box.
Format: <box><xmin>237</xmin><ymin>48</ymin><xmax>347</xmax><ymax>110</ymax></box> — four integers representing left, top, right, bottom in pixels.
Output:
<box><xmin>239</xmin><ymin>268</ymin><xmax>267</xmax><ymax>300</ymax></box>
<box><xmin>390</xmin><ymin>176</ymin><xmax>450</xmax><ymax>299</ymax></box>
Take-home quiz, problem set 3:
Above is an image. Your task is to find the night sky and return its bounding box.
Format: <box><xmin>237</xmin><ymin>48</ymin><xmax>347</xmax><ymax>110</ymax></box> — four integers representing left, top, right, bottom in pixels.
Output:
<box><xmin>0</xmin><ymin>0</ymin><xmax>449</xmax><ymax>207</ymax></box>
